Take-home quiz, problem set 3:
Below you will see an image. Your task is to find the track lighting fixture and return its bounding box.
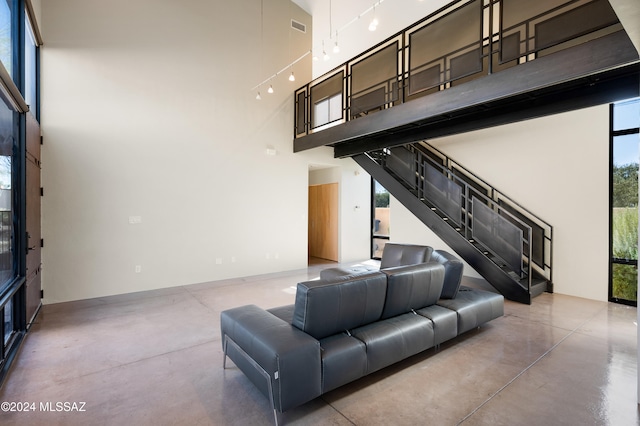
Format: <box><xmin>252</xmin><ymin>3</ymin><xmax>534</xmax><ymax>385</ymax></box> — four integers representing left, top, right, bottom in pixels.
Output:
<box><xmin>289</xmin><ymin>71</ymin><xmax>295</xmax><ymax>82</ymax></box>
<box><xmin>268</xmin><ymin>85</ymin><xmax>274</xmax><ymax>94</ymax></box>
<box><xmin>369</xmin><ymin>4</ymin><xmax>379</xmax><ymax>31</ymax></box>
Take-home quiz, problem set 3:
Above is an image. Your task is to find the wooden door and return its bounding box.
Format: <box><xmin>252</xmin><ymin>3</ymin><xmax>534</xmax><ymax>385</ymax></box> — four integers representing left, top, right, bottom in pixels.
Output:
<box><xmin>25</xmin><ymin>112</ymin><xmax>41</xmax><ymax>326</ymax></box>
<box><xmin>308</xmin><ymin>183</ymin><xmax>338</xmax><ymax>261</ymax></box>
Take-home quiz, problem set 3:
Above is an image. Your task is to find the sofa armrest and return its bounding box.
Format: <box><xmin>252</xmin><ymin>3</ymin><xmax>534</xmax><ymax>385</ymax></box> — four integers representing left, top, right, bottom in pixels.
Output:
<box><xmin>430</xmin><ymin>250</ymin><xmax>464</xmax><ymax>299</ymax></box>
<box><xmin>220</xmin><ymin>305</ymin><xmax>322</xmax><ymax>413</ymax></box>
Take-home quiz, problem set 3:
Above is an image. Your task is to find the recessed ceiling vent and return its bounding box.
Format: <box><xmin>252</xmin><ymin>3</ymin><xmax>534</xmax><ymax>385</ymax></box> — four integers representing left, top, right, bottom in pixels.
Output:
<box><xmin>291</xmin><ymin>19</ymin><xmax>306</xmax><ymax>33</ymax></box>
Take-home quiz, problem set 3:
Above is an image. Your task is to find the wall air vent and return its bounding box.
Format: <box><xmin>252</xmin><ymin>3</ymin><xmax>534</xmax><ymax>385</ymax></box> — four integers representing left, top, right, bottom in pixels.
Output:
<box><xmin>291</xmin><ymin>19</ymin><xmax>306</xmax><ymax>33</ymax></box>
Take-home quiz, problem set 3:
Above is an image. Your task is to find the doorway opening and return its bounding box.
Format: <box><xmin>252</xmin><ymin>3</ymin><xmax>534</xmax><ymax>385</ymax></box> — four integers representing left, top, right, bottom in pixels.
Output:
<box><xmin>308</xmin><ymin>165</ymin><xmax>340</xmax><ymax>266</ymax></box>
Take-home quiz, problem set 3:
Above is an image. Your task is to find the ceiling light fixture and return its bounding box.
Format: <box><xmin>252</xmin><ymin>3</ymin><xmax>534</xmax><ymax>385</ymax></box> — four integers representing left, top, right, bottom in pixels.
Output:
<box><xmin>268</xmin><ymin>84</ymin><xmax>274</xmax><ymax>94</ymax></box>
<box><xmin>322</xmin><ymin>40</ymin><xmax>330</xmax><ymax>61</ymax></box>
<box><xmin>257</xmin><ymin>0</ymin><xmax>264</xmax><ymax>100</ymax></box>
<box><xmin>369</xmin><ymin>4</ymin><xmax>378</xmax><ymax>31</ymax></box>
<box><xmin>250</xmin><ymin>50</ymin><xmax>310</xmax><ymax>94</ymax></box>
<box><xmin>333</xmin><ymin>31</ymin><xmax>340</xmax><ymax>54</ymax></box>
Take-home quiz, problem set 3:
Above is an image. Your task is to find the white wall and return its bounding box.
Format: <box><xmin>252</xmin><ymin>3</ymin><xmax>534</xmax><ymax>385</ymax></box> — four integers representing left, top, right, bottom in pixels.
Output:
<box><xmin>419</xmin><ymin>106</ymin><xmax>610</xmax><ymax>301</ymax></box>
<box><xmin>39</xmin><ymin>0</ymin><xmax>369</xmax><ymax>303</ymax></box>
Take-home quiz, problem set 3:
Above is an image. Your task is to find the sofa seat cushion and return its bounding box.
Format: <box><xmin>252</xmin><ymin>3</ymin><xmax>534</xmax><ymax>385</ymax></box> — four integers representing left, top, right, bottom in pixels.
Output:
<box><xmin>352</xmin><ymin>313</ymin><xmax>435</xmax><ymax>374</ymax></box>
<box><xmin>437</xmin><ymin>287</ymin><xmax>505</xmax><ymax>334</ymax></box>
<box><xmin>416</xmin><ymin>304</ymin><xmax>458</xmax><ymax>345</ymax></box>
<box><xmin>380</xmin><ymin>262</ymin><xmax>445</xmax><ymax>319</ymax></box>
<box><xmin>267</xmin><ymin>304</ymin><xmax>295</xmax><ymax>324</ymax></box>
<box><xmin>293</xmin><ymin>272</ymin><xmax>387</xmax><ymax>340</ymax></box>
<box><xmin>320</xmin><ymin>333</ymin><xmax>367</xmax><ymax>393</ymax></box>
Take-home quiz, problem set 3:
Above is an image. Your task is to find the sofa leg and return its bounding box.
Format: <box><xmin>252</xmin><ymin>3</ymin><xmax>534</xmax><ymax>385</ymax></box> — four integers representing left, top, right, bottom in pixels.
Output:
<box><xmin>223</xmin><ymin>335</ymin><xmax>281</xmax><ymax>424</ymax></box>
<box><xmin>222</xmin><ymin>335</ymin><xmax>228</xmax><ymax>369</ymax></box>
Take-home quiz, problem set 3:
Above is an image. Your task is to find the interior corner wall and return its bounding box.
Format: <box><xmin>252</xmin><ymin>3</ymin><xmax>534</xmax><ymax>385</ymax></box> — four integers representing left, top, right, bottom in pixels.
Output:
<box><xmin>38</xmin><ymin>0</ymin><xmax>353</xmax><ymax>303</ymax></box>
<box><xmin>395</xmin><ymin>105</ymin><xmax>609</xmax><ymax>301</ymax></box>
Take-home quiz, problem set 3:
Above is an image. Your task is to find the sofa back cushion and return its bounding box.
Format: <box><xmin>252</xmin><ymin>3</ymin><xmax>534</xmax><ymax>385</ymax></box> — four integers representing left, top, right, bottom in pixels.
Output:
<box><xmin>292</xmin><ymin>272</ymin><xmax>387</xmax><ymax>340</ymax></box>
<box><xmin>380</xmin><ymin>262</ymin><xmax>445</xmax><ymax>319</ymax></box>
<box><xmin>379</xmin><ymin>243</ymin><xmax>433</xmax><ymax>269</ymax></box>
<box><xmin>430</xmin><ymin>250</ymin><xmax>464</xmax><ymax>299</ymax></box>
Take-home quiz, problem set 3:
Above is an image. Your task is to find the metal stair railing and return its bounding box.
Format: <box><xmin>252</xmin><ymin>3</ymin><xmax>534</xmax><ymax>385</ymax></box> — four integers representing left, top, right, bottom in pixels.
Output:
<box><xmin>367</xmin><ymin>142</ymin><xmax>553</xmax><ymax>296</ymax></box>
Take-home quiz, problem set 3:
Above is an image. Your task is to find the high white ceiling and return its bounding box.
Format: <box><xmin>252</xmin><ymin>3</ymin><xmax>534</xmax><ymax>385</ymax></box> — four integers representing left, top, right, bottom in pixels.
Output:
<box><xmin>292</xmin><ymin>0</ymin><xmax>451</xmax><ymax>78</ymax></box>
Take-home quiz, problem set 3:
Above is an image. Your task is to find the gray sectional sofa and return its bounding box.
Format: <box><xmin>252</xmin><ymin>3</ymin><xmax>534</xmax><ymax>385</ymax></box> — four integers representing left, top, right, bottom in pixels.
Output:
<box><xmin>220</xmin><ymin>244</ymin><xmax>504</xmax><ymax>425</ymax></box>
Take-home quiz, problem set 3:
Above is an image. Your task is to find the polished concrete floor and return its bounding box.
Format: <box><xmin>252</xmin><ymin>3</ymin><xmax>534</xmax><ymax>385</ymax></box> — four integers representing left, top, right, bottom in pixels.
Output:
<box><xmin>0</xmin><ymin>261</ymin><xmax>638</xmax><ymax>425</ymax></box>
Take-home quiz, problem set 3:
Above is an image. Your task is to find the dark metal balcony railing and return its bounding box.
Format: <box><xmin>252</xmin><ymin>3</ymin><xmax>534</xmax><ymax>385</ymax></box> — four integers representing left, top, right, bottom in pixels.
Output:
<box><xmin>294</xmin><ymin>0</ymin><xmax>621</xmax><ymax>139</ymax></box>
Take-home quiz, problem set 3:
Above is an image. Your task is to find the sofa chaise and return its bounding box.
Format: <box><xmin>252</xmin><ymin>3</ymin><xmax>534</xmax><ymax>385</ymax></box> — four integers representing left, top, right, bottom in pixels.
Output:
<box><xmin>220</xmin><ymin>244</ymin><xmax>504</xmax><ymax>425</ymax></box>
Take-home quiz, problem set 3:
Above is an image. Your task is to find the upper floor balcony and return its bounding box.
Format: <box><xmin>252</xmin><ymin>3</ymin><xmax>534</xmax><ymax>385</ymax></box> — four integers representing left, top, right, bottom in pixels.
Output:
<box><xmin>293</xmin><ymin>0</ymin><xmax>640</xmax><ymax>157</ymax></box>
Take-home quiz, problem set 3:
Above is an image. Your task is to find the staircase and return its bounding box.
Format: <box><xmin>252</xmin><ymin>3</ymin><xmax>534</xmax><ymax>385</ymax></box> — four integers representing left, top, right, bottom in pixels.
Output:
<box><xmin>354</xmin><ymin>142</ymin><xmax>552</xmax><ymax>304</ymax></box>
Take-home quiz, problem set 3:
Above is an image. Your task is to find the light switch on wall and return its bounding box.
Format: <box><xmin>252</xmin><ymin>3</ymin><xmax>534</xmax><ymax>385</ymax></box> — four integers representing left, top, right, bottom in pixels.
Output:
<box><xmin>129</xmin><ymin>216</ymin><xmax>142</xmax><ymax>224</ymax></box>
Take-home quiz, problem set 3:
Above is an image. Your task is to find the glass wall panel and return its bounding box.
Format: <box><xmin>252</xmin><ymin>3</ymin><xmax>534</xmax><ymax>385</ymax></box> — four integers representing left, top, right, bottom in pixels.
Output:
<box><xmin>373</xmin><ymin>181</ymin><xmax>390</xmax><ymax>259</ymax></box>
<box><xmin>3</xmin><ymin>298</ymin><xmax>12</xmax><ymax>345</ymax></box>
<box><xmin>614</xmin><ymin>99</ymin><xmax>640</xmax><ymax>132</ymax></box>
<box><xmin>0</xmin><ymin>1</ymin><xmax>12</xmax><ymax>78</ymax></box>
<box><xmin>24</xmin><ymin>13</ymin><xmax>37</xmax><ymax>117</ymax></box>
<box><xmin>0</xmin><ymin>95</ymin><xmax>13</xmax><ymax>287</ymax></box>
<box><xmin>611</xmin><ymin>99</ymin><xmax>639</xmax><ymax>304</ymax></box>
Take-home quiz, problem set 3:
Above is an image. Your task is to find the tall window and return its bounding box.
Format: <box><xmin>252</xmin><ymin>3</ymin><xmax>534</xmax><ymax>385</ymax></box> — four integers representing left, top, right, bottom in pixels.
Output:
<box><xmin>0</xmin><ymin>92</ymin><xmax>14</xmax><ymax>287</ymax></box>
<box><xmin>0</xmin><ymin>87</ymin><xmax>19</xmax><ymax>371</ymax></box>
<box><xmin>313</xmin><ymin>93</ymin><xmax>342</xmax><ymax>130</ymax></box>
<box><xmin>0</xmin><ymin>1</ymin><xmax>13</xmax><ymax>79</ymax></box>
<box><xmin>372</xmin><ymin>180</ymin><xmax>390</xmax><ymax>259</ymax></box>
<box><xmin>24</xmin><ymin>11</ymin><xmax>37</xmax><ymax>118</ymax></box>
<box><xmin>0</xmin><ymin>0</ymin><xmax>35</xmax><ymax>383</ymax></box>
<box><xmin>610</xmin><ymin>98</ymin><xmax>640</xmax><ymax>305</ymax></box>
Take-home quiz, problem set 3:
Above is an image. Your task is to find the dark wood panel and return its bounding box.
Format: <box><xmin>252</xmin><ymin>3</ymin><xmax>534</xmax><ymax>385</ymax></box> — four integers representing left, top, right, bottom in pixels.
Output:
<box><xmin>308</xmin><ymin>183</ymin><xmax>338</xmax><ymax>262</ymax></box>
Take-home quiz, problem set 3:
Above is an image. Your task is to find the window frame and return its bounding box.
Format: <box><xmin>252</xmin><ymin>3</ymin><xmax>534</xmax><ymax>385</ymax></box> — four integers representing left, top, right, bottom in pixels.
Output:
<box><xmin>609</xmin><ymin>98</ymin><xmax>640</xmax><ymax>306</ymax></box>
